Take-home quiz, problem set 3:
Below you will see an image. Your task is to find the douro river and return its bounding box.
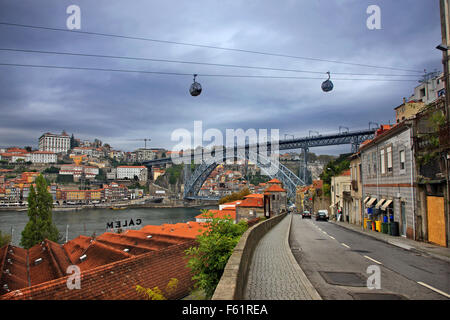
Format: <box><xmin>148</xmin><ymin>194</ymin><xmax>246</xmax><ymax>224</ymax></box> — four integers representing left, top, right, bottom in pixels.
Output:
<box><xmin>0</xmin><ymin>206</ymin><xmax>215</xmax><ymax>247</ymax></box>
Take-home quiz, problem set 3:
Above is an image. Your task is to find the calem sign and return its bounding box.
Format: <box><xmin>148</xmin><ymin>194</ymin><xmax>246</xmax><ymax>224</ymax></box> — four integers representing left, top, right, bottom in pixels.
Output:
<box><xmin>106</xmin><ymin>218</ymin><xmax>142</xmax><ymax>230</ymax></box>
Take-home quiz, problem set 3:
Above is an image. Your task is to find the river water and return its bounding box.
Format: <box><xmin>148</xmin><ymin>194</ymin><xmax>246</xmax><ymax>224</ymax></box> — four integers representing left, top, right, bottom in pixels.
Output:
<box><xmin>0</xmin><ymin>206</ymin><xmax>215</xmax><ymax>247</ymax></box>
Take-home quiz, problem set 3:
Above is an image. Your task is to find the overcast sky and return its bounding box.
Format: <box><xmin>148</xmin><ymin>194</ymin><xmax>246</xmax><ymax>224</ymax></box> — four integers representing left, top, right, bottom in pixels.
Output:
<box><xmin>0</xmin><ymin>0</ymin><xmax>443</xmax><ymax>154</ymax></box>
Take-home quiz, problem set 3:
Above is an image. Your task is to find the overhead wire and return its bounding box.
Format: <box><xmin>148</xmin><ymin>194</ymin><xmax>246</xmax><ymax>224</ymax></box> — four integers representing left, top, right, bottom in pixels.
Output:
<box><xmin>0</xmin><ymin>21</ymin><xmax>424</xmax><ymax>73</ymax></box>
<box><xmin>0</xmin><ymin>47</ymin><xmax>421</xmax><ymax>78</ymax></box>
<box><xmin>0</xmin><ymin>62</ymin><xmax>419</xmax><ymax>81</ymax></box>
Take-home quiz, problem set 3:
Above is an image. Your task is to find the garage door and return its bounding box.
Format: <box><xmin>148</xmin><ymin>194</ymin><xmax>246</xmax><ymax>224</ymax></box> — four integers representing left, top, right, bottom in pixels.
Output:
<box><xmin>427</xmin><ymin>196</ymin><xmax>446</xmax><ymax>247</ymax></box>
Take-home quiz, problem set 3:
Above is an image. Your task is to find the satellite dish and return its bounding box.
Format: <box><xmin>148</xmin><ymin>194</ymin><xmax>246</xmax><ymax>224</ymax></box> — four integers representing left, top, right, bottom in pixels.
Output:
<box><xmin>321</xmin><ymin>71</ymin><xmax>333</xmax><ymax>92</ymax></box>
<box><xmin>189</xmin><ymin>74</ymin><xmax>202</xmax><ymax>96</ymax></box>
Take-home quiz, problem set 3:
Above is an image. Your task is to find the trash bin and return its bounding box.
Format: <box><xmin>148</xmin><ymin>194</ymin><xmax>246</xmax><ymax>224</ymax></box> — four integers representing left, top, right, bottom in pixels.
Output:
<box><xmin>366</xmin><ymin>220</ymin><xmax>372</xmax><ymax>230</ymax></box>
<box><xmin>383</xmin><ymin>216</ymin><xmax>388</xmax><ymax>223</ymax></box>
<box><xmin>390</xmin><ymin>222</ymin><xmax>399</xmax><ymax>236</ymax></box>
<box><xmin>372</xmin><ymin>221</ymin><xmax>376</xmax><ymax>231</ymax></box>
<box><xmin>381</xmin><ymin>222</ymin><xmax>388</xmax><ymax>234</ymax></box>
<box><xmin>375</xmin><ymin>221</ymin><xmax>381</xmax><ymax>232</ymax></box>
<box><xmin>363</xmin><ymin>218</ymin><xmax>368</xmax><ymax>229</ymax></box>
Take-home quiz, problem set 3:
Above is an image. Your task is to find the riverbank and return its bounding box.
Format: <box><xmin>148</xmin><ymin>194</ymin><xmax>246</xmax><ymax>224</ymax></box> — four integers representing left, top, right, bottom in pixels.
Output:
<box><xmin>0</xmin><ymin>200</ymin><xmax>218</xmax><ymax>212</ymax></box>
<box><xmin>0</xmin><ymin>206</ymin><xmax>215</xmax><ymax>247</ymax></box>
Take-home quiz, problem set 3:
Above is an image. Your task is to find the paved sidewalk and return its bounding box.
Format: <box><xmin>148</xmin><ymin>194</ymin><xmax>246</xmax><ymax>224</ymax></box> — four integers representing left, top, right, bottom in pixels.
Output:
<box><xmin>330</xmin><ymin>220</ymin><xmax>450</xmax><ymax>263</ymax></box>
<box><xmin>244</xmin><ymin>214</ymin><xmax>321</xmax><ymax>300</ymax></box>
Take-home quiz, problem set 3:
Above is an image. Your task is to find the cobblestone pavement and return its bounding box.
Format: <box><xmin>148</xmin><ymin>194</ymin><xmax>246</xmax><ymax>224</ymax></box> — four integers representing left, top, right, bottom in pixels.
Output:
<box><xmin>244</xmin><ymin>214</ymin><xmax>321</xmax><ymax>300</ymax></box>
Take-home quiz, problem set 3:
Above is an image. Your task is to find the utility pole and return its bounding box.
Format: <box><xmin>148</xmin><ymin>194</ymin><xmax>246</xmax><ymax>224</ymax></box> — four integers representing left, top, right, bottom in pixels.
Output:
<box><xmin>439</xmin><ymin>0</ymin><xmax>450</xmax><ymax>247</ymax></box>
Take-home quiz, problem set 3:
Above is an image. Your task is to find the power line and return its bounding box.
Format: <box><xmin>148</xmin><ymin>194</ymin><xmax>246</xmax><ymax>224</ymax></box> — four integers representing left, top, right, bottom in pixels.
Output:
<box><xmin>0</xmin><ymin>21</ymin><xmax>424</xmax><ymax>73</ymax></box>
<box><xmin>0</xmin><ymin>47</ymin><xmax>420</xmax><ymax>78</ymax></box>
<box><xmin>0</xmin><ymin>62</ymin><xmax>419</xmax><ymax>81</ymax></box>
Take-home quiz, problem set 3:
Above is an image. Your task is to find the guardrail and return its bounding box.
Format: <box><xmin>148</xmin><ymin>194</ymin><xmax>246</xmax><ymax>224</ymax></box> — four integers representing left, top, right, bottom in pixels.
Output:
<box><xmin>211</xmin><ymin>213</ymin><xmax>286</xmax><ymax>300</ymax></box>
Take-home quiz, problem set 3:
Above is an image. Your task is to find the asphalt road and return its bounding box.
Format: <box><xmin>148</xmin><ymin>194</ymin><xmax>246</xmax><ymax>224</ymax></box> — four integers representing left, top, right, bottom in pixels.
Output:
<box><xmin>289</xmin><ymin>214</ymin><xmax>450</xmax><ymax>300</ymax></box>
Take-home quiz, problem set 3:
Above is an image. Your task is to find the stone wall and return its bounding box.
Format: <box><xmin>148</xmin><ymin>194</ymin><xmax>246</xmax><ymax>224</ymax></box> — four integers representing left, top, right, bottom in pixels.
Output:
<box><xmin>211</xmin><ymin>213</ymin><xmax>286</xmax><ymax>300</ymax></box>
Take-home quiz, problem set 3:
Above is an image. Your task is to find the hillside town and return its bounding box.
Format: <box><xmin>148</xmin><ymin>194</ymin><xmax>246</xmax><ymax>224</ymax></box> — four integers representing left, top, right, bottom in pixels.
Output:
<box><xmin>0</xmin><ymin>132</ymin><xmax>331</xmax><ymax>208</ymax></box>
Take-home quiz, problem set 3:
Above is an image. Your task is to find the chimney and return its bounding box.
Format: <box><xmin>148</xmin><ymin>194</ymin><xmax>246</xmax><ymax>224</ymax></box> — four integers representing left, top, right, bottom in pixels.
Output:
<box><xmin>403</xmin><ymin>97</ymin><xmax>406</xmax><ymax>104</ymax></box>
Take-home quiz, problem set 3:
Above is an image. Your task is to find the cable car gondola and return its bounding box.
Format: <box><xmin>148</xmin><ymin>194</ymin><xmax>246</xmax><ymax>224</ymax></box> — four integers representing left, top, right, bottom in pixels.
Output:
<box><xmin>321</xmin><ymin>71</ymin><xmax>333</xmax><ymax>92</ymax></box>
<box><xmin>189</xmin><ymin>74</ymin><xmax>202</xmax><ymax>96</ymax></box>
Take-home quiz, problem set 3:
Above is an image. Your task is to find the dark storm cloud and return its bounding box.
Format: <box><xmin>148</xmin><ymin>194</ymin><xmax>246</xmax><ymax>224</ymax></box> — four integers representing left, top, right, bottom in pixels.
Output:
<box><xmin>0</xmin><ymin>0</ymin><xmax>443</xmax><ymax>153</ymax></box>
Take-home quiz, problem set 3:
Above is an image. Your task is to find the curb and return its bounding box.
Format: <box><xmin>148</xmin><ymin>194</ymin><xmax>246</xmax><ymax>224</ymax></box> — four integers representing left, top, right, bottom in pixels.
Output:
<box><xmin>328</xmin><ymin>220</ymin><xmax>450</xmax><ymax>264</ymax></box>
<box><xmin>285</xmin><ymin>214</ymin><xmax>322</xmax><ymax>300</ymax></box>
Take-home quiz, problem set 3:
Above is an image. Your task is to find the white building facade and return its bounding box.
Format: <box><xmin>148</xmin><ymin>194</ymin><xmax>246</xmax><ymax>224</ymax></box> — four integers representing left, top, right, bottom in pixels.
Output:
<box><xmin>116</xmin><ymin>166</ymin><xmax>148</xmax><ymax>181</ymax></box>
<box><xmin>31</xmin><ymin>151</ymin><xmax>57</xmax><ymax>163</ymax></box>
<box><xmin>39</xmin><ymin>132</ymin><xmax>71</xmax><ymax>153</ymax></box>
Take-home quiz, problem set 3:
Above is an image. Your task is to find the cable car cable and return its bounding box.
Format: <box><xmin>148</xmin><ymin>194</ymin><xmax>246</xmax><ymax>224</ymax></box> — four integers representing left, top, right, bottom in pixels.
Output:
<box><xmin>0</xmin><ymin>21</ymin><xmax>424</xmax><ymax>73</ymax></box>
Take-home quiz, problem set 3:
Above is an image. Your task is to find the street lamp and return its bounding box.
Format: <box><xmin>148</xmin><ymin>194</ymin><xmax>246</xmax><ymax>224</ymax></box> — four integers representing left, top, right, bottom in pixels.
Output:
<box><xmin>369</xmin><ymin>122</ymin><xmax>379</xmax><ymax>130</ymax></box>
<box><xmin>339</xmin><ymin>126</ymin><xmax>349</xmax><ymax>134</ymax></box>
<box><xmin>284</xmin><ymin>134</ymin><xmax>295</xmax><ymax>140</ymax></box>
<box><xmin>309</xmin><ymin>130</ymin><xmax>319</xmax><ymax>137</ymax></box>
<box><xmin>436</xmin><ymin>43</ymin><xmax>449</xmax><ymax>51</ymax></box>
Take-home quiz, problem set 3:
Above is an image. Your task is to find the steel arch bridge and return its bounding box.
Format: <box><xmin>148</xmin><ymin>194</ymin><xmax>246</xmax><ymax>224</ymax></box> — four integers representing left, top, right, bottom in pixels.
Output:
<box><xmin>183</xmin><ymin>149</ymin><xmax>304</xmax><ymax>201</ymax></box>
<box><xmin>143</xmin><ymin>128</ymin><xmax>376</xmax><ymax>201</ymax></box>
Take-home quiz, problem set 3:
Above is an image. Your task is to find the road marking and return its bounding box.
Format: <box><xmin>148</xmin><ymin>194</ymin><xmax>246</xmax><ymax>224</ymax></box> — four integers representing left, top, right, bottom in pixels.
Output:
<box><xmin>363</xmin><ymin>255</ymin><xmax>382</xmax><ymax>265</ymax></box>
<box><xmin>328</xmin><ymin>235</ymin><xmax>335</xmax><ymax>240</ymax></box>
<box><xmin>322</xmin><ymin>231</ymin><xmax>328</xmax><ymax>235</ymax></box>
<box><xmin>341</xmin><ymin>243</ymin><xmax>350</xmax><ymax>248</ymax></box>
<box><xmin>417</xmin><ymin>281</ymin><xmax>450</xmax><ymax>298</ymax></box>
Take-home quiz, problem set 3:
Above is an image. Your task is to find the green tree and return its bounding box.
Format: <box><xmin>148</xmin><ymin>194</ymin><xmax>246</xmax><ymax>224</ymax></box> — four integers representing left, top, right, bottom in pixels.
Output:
<box><xmin>20</xmin><ymin>175</ymin><xmax>60</xmax><ymax>249</ymax></box>
<box><xmin>218</xmin><ymin>187</ymin><xmax>250</xmax><ymax>204</ymax></box>
<box><xmin>0</xmin><ymin>230</ymin><xmax>11</xmax><ymax>247</ymax></box>
<box><xmin>136</xmin><ymin>278</ymin><xmax>178</xmax><ymax>300</ymax></box>
<box><xmin>185</xmin><ymin>210</ymin><xmax>248</xmax><ymax>298</ymax></box>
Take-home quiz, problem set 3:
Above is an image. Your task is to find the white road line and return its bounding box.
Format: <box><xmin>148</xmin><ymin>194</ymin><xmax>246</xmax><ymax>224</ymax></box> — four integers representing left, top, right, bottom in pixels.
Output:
<box><xmin>341</xmin><ymin>243</ymin><xmax>350</xmax><ymax>248</ymax></box>
<box><xmin>363</xmin><ymin>255</ymin><xmax>382</xmax><ymax>265</ymax></box>
<box><xmin>417</xmin><ymin>281</ymin><xmax>450</xmax><ymax>298</ymax></box>
<box><xmin>322</xmin><ymin>231</ymin><xmax>328</xmax><ymax>235</ymax></box>
<box><xmin>329</xmin><ymin>235</ymin><xmax>335</xmax><ymax>240</ymax></box>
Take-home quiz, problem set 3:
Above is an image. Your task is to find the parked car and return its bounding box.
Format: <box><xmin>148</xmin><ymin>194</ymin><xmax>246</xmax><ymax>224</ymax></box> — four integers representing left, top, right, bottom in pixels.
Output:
<box><xmin>316</xmin><ymin>210</ymin><xmax>329</xmax><ymax>221</ymax></box>
<box><xmin>302</xmin><ymin>210</ymin><xmax>312</xmax><ymax>219</ymax></box>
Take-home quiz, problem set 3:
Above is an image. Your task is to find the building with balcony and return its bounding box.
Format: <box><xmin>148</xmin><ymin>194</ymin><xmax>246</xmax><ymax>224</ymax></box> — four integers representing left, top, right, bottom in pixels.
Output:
<box><xmin>360</xmin><ymin>122</ymin><xmax>416</xmax><ymax>239</ymax></box>
<box><xmin>30</xmin><ymin>151</ymin><xmax>57</xmax><ymax>164</ymax></box>
<box><xmin>330</xmin><ymin>170</ymin><xmax>351</xmax><ymax>221</ymax></box>
<box><xmin>38</xmin><ymin>131</ymin><xmax>71</xmax><ymax>154</ymax></box>
<box><xmin>116</xmin><ymin>166</ymin><xmax>148</xmax><ymax>182</ymax></box>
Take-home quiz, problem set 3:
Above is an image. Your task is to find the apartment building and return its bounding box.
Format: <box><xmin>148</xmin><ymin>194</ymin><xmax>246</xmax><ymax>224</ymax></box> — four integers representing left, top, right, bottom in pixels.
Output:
<box><xmin>360</xmin><ymin>121</ymin><xmax>416</xmax><ymax>239</ymax></box>
<box><xmin>330</xmin><ymin>170</ymin><xmax>351</xmax><ymax>221</ymax></box>
<box><xmin>30</xmin><ymin>151</ymin><xmax>57</xmax><ymax>164</ymax></box>
<box><xmin>116</xmin><ymin>166</ymin><xmax>148</xmax><ymax>182</ymax></box>
<box><xmin>39</xmin><ymin>131</ymin><xmax>71</xmax><ymax>153</ymax></box>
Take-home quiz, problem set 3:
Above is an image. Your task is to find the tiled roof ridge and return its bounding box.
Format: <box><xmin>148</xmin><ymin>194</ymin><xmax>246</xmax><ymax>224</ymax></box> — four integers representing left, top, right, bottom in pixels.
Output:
<box><xmin>125</xmin><ymin>229</ymin><xmax>195</xmax><ymax>243</ymax></box>
<box><xmin>42</xmin><ymin>240</ymin><xmax>65</xmax><ymax>279</ymax></box>
<box><xmin>0</xmin><ymin>244</ymin><xmax>9</xmax><ymax>279</ymax></box>
<box><xmin>89</xmin><ymin>240</ymin><xmax>133</xmax><ymax>259</ymax></box>
<box><xmin>95</xmin><ymin>238</ymin><xmax>146</xmax><ymax>254</ymax></box>
<box><xmin>0</xmin><ymin>239</ymin><xmax>198</xmax><ymax>300</ymax></box>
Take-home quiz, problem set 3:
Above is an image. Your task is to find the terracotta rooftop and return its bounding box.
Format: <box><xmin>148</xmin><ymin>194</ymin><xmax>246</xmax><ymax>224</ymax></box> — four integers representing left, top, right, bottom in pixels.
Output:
<box><xmin>267</xmin><ymin>178</ymin><xmax>282</xmax><ymax>184</ymax></box>
<box><xmin>265</xmin><ymin>184</ymin><xmax>286</xmax><ymax>192</ymax></box>
<box><xmin>236</xmin><ymin>197</ymin><xmax>264</xmax><ymax>208</ymax></box>
<box><xmin>0</xmin><ymin>222</ymin><xmax>201</xmax><ymax>298</ymax></box>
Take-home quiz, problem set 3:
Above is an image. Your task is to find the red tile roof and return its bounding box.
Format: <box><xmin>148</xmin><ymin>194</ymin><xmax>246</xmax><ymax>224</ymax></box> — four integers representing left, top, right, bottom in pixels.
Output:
<box><xmin>0</xmin><ymin>222</ymin><xmax>203</xmax><ymax>299</ymax></box>
<box><xmin>236</xmin><ymin>197</ymin><xmax>264</xmax><ymax>208</ymax></box>
<box><xmin>265</xmin><ymin>184</ymin><xmax>286</xmax><ymax>192</ymax></box>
